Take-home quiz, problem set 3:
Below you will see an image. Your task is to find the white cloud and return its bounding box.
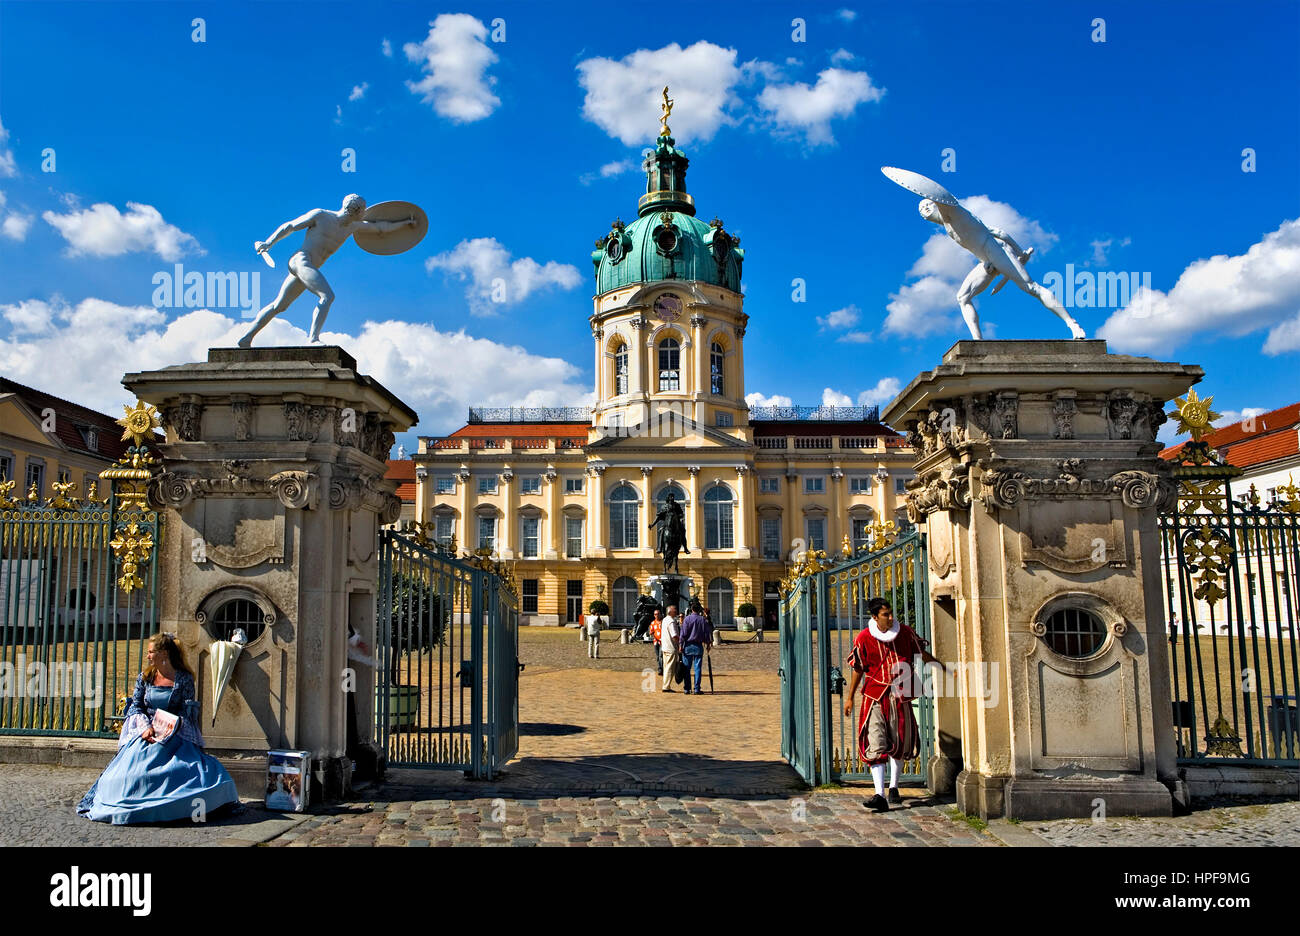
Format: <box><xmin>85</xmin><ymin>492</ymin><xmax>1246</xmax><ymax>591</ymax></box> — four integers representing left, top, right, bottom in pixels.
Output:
<box><xmin>580</xmin><ymin>159</ymin><xmax>637</xmax><ymax>185</ymax></box>
<box><xmin>784</xmin><ymin>57</ymin><xmax>803</xmax><ymax>67</ymax></box>
<box><xmin>857</xmin><ymin>377</ymin><xmax>901</xmax><ymax>406</ymax></box>
<box><xmin>0</xmin><ymin>300</ymin><xmax>591</xmax><ymax>438</ymax></box>
<box><xmin>381</xmin><ymin>38</ymin><xmax>393</xmax><ymax>58</ymax></box>
<box><xmin>403</xmin><ymin>14</ymin><xmax>500</xmax><ymax>123</ymax></box>
<box><xmin>425</xmin><ymin>237</ymin><xmax>581</xmax><ymax>316</ymax></box>
<box><xmin>822</xmin><ymin>387</ymin><xmax>853</xmax><ymax>407</ymax></box>
<box><xmin>884</xmin><ymin>195</ymin><xmax>1058</xmax><ymax>337</ymax></box>
<box><xmin>830</xmin><ymin>49</ymin><xmax>855</xmax><ymax>65</ymax></box>
<box><xmin>0</xmin><ymin>116</ymin><xmax>15</xmax><ymax>178</ymax></box>
<box><xmin>2</xmin><ymin>211</ymin><xmax>32</xmax><ymax>241</ymax></box>
<box><xmin>756</xmin><ymin>67</ymin><xmax>884</xmax><ymax>145</ymax></box>
<box><xmin>348</xmin><ymin>82</ymin><xmax>369</xmax><ymax>101</ymax></box>
<box><xmin>745</xmin><ymin>391</ymin><xmax>793</xmax><ymax>409</ymax></box>
<box><xmin>817</xmin><ymin>303</ymin><xmax>860</xmax><ymax>330</ymax></box>
<box><xmin>837</xmin><ymin>331</ymin><xmax>872</xmax><ymax>343</ymax></box>
<box><xmin>1088</xmin><ymin>235</ymin><xmax>1130</xmax><ymax>266</ymax></box>
<box><xmin>577</xmin><ymin>41</ymin><xmax>744</xmax><ymax>145</ymax></box>
<box><xmin>42</xmin><ymin>201</ymin><xmax>202</xmax><ymax>260</ymax></box>
<box><xmin>1096</xmin><ymin>218</ymin><xmax>1300</xmax><ymax>356</ymax></box>
<box><xmin>836</xmin><ymin>8</ymin><xmax>858</xmax><ymax>22</ymax></box>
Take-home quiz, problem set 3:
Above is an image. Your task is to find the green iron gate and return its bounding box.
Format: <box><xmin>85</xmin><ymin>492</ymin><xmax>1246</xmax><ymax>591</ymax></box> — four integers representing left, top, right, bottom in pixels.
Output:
<box><xmin>0</xmin><ymin>402</ymin><xmax>163</xmax><ymax>737</ymax></box>
<box><xmin>780</xmin><ymin>528</ymin><xmax>933</xmax><ymax>786</ymax></box>
<box><xmin>377</xmin><ymin>529</ymin><xmax>519</xmax><ymax>779</ymax></box>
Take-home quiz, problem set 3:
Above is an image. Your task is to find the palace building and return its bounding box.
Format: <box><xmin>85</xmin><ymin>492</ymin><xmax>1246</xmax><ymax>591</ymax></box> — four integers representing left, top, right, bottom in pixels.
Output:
<box><xmin>410</xmin><ymin>111</ymin><xmax>917</xmax><ymax>627</ymax></box>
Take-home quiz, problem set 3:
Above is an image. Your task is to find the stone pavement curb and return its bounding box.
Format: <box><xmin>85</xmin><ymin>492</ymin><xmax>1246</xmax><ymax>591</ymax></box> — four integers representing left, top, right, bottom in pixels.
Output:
<box><xmin>215</xmin><ymin>810</ymin><xmax>311</xmax><ymax>847</ymax></box>
<box><xmin>984</xmin><ymin>818</ymin><xmax>1053</xmax><ymax>847</ymax></box>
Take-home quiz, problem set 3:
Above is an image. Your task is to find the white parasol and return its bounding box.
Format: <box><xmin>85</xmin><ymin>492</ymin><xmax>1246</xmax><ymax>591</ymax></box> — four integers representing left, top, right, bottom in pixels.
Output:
<box><xmin>209</xmin><ymin>628</ymin><xmax>249</xmax><ymax>726</ymax></box>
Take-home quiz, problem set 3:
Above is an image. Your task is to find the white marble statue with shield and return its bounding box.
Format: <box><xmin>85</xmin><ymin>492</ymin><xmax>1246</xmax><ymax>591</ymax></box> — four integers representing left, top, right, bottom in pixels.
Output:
<box><xmin>882</xmin><ymin>167</ymin><xmax>1085</xmax><ymax>340</ymax></box>
<box><xmin>238</xmin><ymin>194</ymin><xmax>428</xmax><ymax>347</ymax></box>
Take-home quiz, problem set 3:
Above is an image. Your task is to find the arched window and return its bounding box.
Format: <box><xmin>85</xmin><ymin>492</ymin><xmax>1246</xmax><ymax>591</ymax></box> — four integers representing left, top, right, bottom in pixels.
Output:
<box><xmin>609</xmin><ymin>484</ymin><xmax>639</xmax><ymax>549</ymax></box>
<box><xmin>710</xmin><ymin>342</ymin><xmax>724</xmax><ymax>396</ymax></box>
<box><xmin>703</xmin><ymin>484</ymin><xmax>734</xmax><ymax>549</ymax></box>
<box><xmin>707</xmin><ymin>577</ymin><xmax>735</xmax><ymax>627</ymax></box>
<box><xmin>614</xmin><ymin>343</ymin><xmax>628</xmax><ymax>395</ymax></box>
<box><xmin>656</xmin><ymin>483</ymin><xmax>687</xmax><ymax>512</ymax></box>
<box><xmin>612</xmin><ymin>576</ymin><xmax>639</xmax><ymax>626</ymax></box>
<box><xmin>894</xmin><ymin>505</ymin><xmax>912</xmax><ymax>533</ymax></box>
<box><xmin>658</xmin><ymin>338</ymin><xmax>680</xmax><ymax>391</ymax></box>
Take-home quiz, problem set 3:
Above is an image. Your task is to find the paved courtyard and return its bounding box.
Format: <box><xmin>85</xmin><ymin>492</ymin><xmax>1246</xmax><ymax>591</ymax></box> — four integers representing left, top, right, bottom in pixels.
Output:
<box><xmin>0</xmin><ymin>626</ymin><xmax>1295</xmax><ymax>846</ymax></box>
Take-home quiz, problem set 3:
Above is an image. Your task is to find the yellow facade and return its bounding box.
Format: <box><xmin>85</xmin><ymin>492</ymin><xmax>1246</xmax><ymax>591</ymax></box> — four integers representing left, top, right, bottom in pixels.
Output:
<box><xmin>0</xmin><ymin>381</ymin><xmax>122</xmax><ymax>500</ymax></box>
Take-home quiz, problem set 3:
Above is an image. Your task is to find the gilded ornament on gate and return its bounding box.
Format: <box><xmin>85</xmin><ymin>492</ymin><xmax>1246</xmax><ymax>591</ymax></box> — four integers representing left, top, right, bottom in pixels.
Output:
<box><xmin>0</xmin><ymin>478</ymin><xmax>16</xmax><ymax>509</ymax></box>
<box><xmin>110</xmin><ymin>521</ymin><xmax>155</xmax><ymax>594</ymax></box>
<box><xmin>117</xmin><ymin>400</ymin><xmax>161</xmax><ymax>446</ymax></box>
<box><xmin>1170</xmin><ymin>388</ymin><xmax>1221</xmax><ymax>442</ymax></box>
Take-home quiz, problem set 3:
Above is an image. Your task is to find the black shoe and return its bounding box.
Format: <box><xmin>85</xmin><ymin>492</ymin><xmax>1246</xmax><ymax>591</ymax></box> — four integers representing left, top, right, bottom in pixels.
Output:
<box><xmin>863</xmin><ymin>794</ymin><xmax>890</xmax><ymax>813</ymax></box>
<box><xmin>887</xmin><ymin>788</ymin><xmax>903</xmax><ymax>805</ymax></box>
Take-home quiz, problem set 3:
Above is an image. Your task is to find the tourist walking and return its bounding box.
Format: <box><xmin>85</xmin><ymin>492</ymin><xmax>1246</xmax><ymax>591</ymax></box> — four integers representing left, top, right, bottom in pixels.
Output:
<box><xmin>843</xmin><ymin>598</ymin><xmax>945</xmax><ymax>812</ymax></box>
<box><xmin>586</xmin><ymin>614</ymin><xmax>604</xmax><ymax>659</ymax></box>
<box><xmin>660</xmin><ymin>604</ymin><xmax>682</xmax><ymax>692</ymax></box>
<box><xmin>680</xmin><ymin>601</ymin><xmax>713</xmax><ymax>695</ymax></box>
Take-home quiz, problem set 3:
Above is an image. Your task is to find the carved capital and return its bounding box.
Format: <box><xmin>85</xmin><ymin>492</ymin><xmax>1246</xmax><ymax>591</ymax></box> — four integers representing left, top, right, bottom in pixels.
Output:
<box><xmin>329</xmin><ymin>477</ymin><xmax>363</xmax><ymax>511</ymax></box>
<box><xmin>231</xmin><ymin>397</ymin><xmax>253</xmax><ymax>441</ymax></box>
<box><xmin>690</xmin><ymin>314</ymin><xmax>706</xmax><ymax>328</ymax></box>
<box><xmin>164</xmin><ymin>400</ymin><xmax>203</xmax><ymax>442</ymax></box>
<box><xmin>150</xmin><ymin>471</ymin><xmax>195</xmax><ymax>510</ymax></box>
<box><xmin>688</xmin><ymin>466</ymin><xmax>701</xmax><ymax>476</ymax></box>
<box><xmin>1052</xmin><ymin>393</ymin><xmax>1077</xmax><ymax>440</ymax></box>
<box><xmin>380</xmin><ymin>493</ymin><xmax>403</xmax><ymax>526</ymax></box>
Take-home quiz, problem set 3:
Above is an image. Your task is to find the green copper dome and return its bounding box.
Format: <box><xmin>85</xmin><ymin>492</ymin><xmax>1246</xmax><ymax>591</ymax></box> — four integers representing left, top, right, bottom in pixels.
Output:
<box><xmin>592</xmin><ymin>132</ymin><xmax>744</xmax><ymax>296</ymax></box>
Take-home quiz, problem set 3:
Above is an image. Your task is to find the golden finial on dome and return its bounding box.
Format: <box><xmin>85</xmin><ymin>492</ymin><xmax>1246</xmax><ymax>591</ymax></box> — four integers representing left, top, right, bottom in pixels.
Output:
<box><xmin>659</xmin><ymin>86</ymin><xmax>673</xmax><ymax>138</ymax></box>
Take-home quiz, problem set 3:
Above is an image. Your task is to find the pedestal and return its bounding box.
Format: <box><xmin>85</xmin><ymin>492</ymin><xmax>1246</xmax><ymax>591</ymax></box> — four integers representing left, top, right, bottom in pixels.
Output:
<box><xmin>124</xmin><ymin>347</ymin><xmax>417</xmax><ymax>801</ymax></box>
<box><xmin>648</xmin><ymin>574</ymin><xmax>694</xmax><ymax>614</ymax></box>
<box><xmin>883</xmin><ymin>340</ymin><xmax>1199</xmax><ymax>819</ymax></box>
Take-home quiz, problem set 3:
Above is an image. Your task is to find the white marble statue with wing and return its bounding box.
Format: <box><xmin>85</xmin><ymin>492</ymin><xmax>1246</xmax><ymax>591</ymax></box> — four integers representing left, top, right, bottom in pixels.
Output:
<box><xmin>882</xmin><ymin>167</ymin><xmax>1085</xmax><ymax>340</ymax></box>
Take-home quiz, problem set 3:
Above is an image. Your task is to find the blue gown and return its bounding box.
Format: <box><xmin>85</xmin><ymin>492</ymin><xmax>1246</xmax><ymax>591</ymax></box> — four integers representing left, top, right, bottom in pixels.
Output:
<box><xmin>78</xmin><ymin>671</ymin><xmax>239</xmax><ymax>825</ymax></box>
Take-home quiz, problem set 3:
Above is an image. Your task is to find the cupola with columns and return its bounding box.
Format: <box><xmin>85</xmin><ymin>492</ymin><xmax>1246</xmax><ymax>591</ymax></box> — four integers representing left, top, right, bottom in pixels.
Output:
<box><xmin>589</xmin><ymin>88</ymin><xmax>750</xmax><ymax>439</ymax></box>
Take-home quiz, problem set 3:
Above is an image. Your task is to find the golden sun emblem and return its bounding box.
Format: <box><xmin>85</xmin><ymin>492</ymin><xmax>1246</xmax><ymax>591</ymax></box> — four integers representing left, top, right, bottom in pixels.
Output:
<box><xmin>117</xmin><ymin>400</ymin><xmax>160</xmax><ymax>446</ymax></box>
<box><xmin>1171</xmin><ymin>387</ymin><xmax>1222</xmax><ymax>442</ymax></box>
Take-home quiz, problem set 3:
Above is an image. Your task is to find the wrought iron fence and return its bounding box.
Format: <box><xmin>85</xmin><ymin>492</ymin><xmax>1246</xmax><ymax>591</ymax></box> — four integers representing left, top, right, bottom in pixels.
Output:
<box><xmin>0</xmin><ymin>402</ymin><xmax>163</xmax><ymax>737</ymax></box>
<box><xmin>1160</xmin><ymin>440</ymin><xmax>1299</xmax><ymax>765</ymax></box>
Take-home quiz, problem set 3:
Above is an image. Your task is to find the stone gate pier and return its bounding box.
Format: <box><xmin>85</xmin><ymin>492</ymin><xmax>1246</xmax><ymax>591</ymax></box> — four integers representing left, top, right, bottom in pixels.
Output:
<box><xmin>883</xmin><ymin>340</ymin><xmax>1202</xmax><ymax>820</ymax></box>
<box><xmin>123</xmin><ymin>347</ymin><xmax>417</xmax><ymax>800</ymax></box>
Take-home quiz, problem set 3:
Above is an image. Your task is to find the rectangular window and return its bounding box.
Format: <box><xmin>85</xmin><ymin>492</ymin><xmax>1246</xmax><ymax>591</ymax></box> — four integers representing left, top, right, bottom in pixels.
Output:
<box><xmin>0</xmin><ymin>453</ymin><xmax>13</xmax><ymax>483</ymax></box>
<box><xmin>435</xmin><ymin>515</ymin><xmax>454</xmax><ymax>546</ymax></box>
<box><xmin>520</xmin><ymin>477</ymin><xmax>541</xmax><ymax>494</ymax></box>
<box><xmin>894</xmin><ymin>477</ymin><xmax>907</xmax><ymax>495</ymax></box>
<box><xmin>760</xmin><ymin>476</ymin><xmax>780</xmax><ymax>494</ymax></box>
<box><xmin>25</xmin><ymin>459</ymin><xmax>44</xmax><ymax>496</ymax></box>
<box><xmin>521</xmin><ymin>516</ymin><xmax>539</xmax><ymax>558</ymax></box>
<box><xmin>849</xmin><ymin>477</ymin><xmax>872</xmax><ymax>494</ymax></box>
<box><xmin>761</xmin><ymin>517</ymin><xmax>781</xmax><ymax>560</ymax></box>
<box><xmin>478</xmin><ymin>515</ymin><xmax>495</xmax><ymax>551</ymax></box>
<box><xmin>57</xmin><ymin>466</ymin><xmax>72</xmax><ymax>484</ymax></box>
<box><xmin>806</xmin><ymin>517</ymin><xmax>826</xmax><ymax>553</ymax></box>
<box><xmin>435</xmin><ymin>476</ymin><xmax>456</xmax><ymax>494</ymax></box>
<box><xmin>804</xmin><ymin>476</ymin><xmax>825</xmax><ymax>494</ymax></box>
<box><xmin>852</xmin><ymin>518</ymin><xmax>871</xmax><ymax>553</ymax></box>
<box><xmin>1247</xmin><ymin>572</ymin><xmax>1257</xmax><ymax>598</ymax></box>
<box><xmin>565</xmin><ymin>516</ymin><xmax>583</xmax><ymax>558</ymax></box>
<box><xmin>477</xmin><ymin>477</ymin><xmax>498</xmax><ymax>495</ymax></box>
<box><xmin>715</xmin><ymin>411</ymin><xmax>733</xmax><ymax>427</ymax></box>
<box><xmin>522</xmin><ymin>579</ymin><xmax>539</xmax><ymax>614</ymax></box>
<box><xmin>83</xmin><ymin>474</ymin><xmax>99</xmax><ymax>497</ymax></box>
<box><xmin>565</xmin><ymin>477</ymin><xmax>584</xmax><ymax>494</ymax></box>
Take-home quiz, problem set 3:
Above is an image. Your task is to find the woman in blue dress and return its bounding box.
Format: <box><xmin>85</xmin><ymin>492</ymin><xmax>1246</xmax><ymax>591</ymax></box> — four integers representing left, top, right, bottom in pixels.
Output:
<box><xmin>78</xmin><ymin>632</ymin><xmax>239</xmax><ymax>824</ymax></box>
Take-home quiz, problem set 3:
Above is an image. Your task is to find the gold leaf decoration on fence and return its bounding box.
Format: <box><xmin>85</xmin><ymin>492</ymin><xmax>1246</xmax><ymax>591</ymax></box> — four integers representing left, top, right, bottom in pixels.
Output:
<box><xmin>109</xmin><ymin>521</ymin><xmax>154</xmax><ymax>594</ymax></box>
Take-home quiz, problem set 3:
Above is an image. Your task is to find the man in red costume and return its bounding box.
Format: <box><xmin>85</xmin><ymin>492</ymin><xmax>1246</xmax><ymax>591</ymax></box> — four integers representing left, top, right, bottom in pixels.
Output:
<box><xmin>844</xmin><ymin>597</ymin><xmax>945</xmax><ymax>811</ymax></box>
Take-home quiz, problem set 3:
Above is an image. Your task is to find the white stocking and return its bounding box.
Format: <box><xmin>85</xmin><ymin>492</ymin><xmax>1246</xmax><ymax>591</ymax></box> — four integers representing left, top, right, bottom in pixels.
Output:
<box><xmin>889</xmin><ymin>757</ymin><xmax>900</xmax><ymax>789</ymax></box>
<box><xmin>870</xmin><ymin>763</ymin><xmax>885</xmax><ymax>796</ymax></box>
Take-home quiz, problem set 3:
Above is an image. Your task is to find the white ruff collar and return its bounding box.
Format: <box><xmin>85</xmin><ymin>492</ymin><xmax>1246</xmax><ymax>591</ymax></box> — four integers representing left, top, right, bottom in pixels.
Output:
<box><xmin>868</xmin><ymin>620</ymin><xmax>900</xmax><ymax>642</ymax></box>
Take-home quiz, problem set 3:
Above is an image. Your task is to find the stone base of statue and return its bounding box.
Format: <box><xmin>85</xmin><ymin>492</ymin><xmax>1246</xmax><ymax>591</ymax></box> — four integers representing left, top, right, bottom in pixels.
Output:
<box><xmin>124</xmin><ymin>346</ymin><xmax>417</xmax><ymax>803</ymax></box>
<box><xmin>884</xmin><ymin>340</ymin><xmax>1199</xmax><ymax>820</ymax></box>
<box><xmin>648</xmin><ymin>574</ymin><xmax>694</xmax><ymax>614</ymax></box>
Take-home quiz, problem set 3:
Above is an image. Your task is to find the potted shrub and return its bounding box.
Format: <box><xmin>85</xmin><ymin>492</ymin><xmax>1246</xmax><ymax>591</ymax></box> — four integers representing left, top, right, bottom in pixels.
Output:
<box><xmin>585</xmin><ymin>599</ymin><xmax>610</xmax><ymax>632</ymax></box>
<box><xmin>735</xmin><ymin>602</ymin><xmax>758</xmax><ymax>632</ymax></box>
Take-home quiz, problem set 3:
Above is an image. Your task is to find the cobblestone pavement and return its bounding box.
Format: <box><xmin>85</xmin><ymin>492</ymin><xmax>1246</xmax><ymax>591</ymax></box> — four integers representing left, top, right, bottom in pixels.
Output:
<box><xmin>0</xmin><ymin>763</ymin><xmax>307</xmax><ymax>847</ymax></box>
<box><xmin>1022</xmin><ymin>798</ymin><xmax>1300</xmax><ymax>846</ymax></box>
<box><xmin>265</xmin><ymin>786</ymin><xmax>999</xmax><ymax>847</ymax></box>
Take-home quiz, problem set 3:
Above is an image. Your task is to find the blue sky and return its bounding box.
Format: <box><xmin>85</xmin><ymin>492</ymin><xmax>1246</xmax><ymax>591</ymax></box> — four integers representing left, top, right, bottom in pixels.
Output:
<box><xmin>1</xmin><ymin>0</ymin><xmax>1297</xmax><ymax>450</ymax></box>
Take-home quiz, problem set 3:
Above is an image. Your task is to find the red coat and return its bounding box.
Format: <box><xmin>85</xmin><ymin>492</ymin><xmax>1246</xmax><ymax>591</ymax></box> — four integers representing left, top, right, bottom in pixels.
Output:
<box><xmin>847</xmin><ymin>623</ymin><xmax>924</xmax><ymax>703</ymax></box>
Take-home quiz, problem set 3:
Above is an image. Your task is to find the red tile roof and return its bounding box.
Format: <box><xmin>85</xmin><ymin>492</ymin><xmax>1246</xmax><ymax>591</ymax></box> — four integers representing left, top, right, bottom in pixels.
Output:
<box><xmin>385</xmin><ymin>459</ymin><xmax>417</xmax><ymax>503</ymax></box>
<box><xmin>1161</xmin><ymin>400</ymin><xmax>1300</xmax><ymax>470</ymax></box>
<box><xmin>0</xmin><ymin>377</ymin><xmax>163</xmax><ymax>462</ymax></box>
